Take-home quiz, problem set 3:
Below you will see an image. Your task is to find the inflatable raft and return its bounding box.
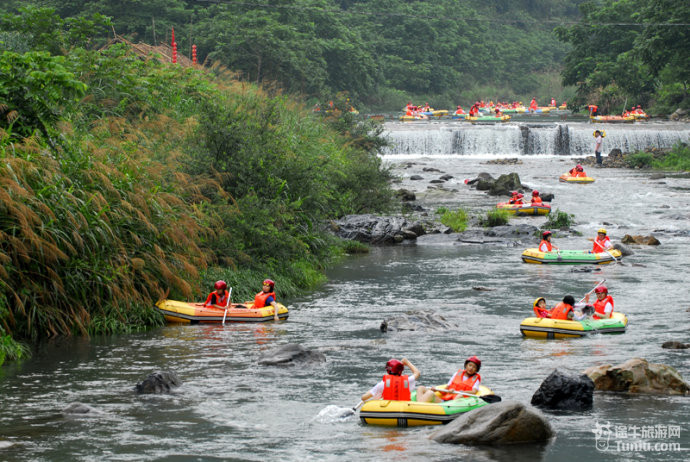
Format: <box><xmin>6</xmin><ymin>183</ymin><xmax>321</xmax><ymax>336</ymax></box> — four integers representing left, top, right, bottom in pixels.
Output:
<box><xmin>359</xmin><ymin>386</ymin><xmax>494</xmax><ymax>427</ymax></box>
<box><xmin>590</xmin><ymin>115</ymin><xmax>635</xmax><ymax>123</ymax></box>
<box><xmin>559</xmin><ymin>174</ymin><xmax>595</xmax><ymax>183</ymax></box>
<box><xmin>155</xmin><ymin>299</ymin><xmax>288</xmax><ymax>323</ymax></box>
<box><xmin>521</xmin><ymin>248</ymin><xmax>622</xmax><ymax>264</ymax></box>
<box><xmin>466</xmin><ymin>115</ymin><xmax>511</xmax><ymax>122</ymax></box>
<box><xmin>520</xmin><ymin>312</ymin><xmax>628</xmax><ymax>339</ymax></box>
<box><xmin>496</xmin><ymin>202</ymin><xmax>551</xmax><ymax>216</ymax></box>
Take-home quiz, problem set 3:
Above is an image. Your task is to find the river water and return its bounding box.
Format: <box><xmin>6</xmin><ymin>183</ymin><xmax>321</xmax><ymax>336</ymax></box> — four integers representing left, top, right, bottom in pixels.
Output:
<box><xmin>1</xmin><ymin>121</ymin><xmax>689</xmax><ymax>461</ymax></box>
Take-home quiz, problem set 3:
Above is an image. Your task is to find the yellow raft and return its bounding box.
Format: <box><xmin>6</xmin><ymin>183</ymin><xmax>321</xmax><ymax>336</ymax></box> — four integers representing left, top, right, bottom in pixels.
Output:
<box><xmin>155</xmin><ymin>299</ymin><xmax>288</xmax><ymax>323</ymax></box>
<box><xmin>521</xmin><ymin>248</ymin><xmax>622</xmax><ymax>264</ymax></box>
<box><xmin>496</xmin><ymin>202</ymin><xmax>551</xmax><ymax>216</ymax></box>
<box><xmin>520</xmin><ymin>312</ymin><xmax>628</xmax><ymax>339</ymax></box>
<box><xmin>559</xmin><ymin>174</ymin><xmax>595</xmax><ymax>183</ymax></box>
<box><xmin>359</xmin><ymin>385</ymin><xmax>494</xmax><ymax>427</ymax></box>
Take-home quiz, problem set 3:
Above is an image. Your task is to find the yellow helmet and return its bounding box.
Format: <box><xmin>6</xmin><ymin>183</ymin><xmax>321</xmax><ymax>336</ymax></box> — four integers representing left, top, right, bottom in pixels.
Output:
<box><xmin>533</xmin><ymin>297</ymin><xmax>546</xmax><ymax>308</ymax></box>
<box><xmin>597</xmin><ymin>228</ymin><xmax>607</xmax><ymax>234</ymax></box>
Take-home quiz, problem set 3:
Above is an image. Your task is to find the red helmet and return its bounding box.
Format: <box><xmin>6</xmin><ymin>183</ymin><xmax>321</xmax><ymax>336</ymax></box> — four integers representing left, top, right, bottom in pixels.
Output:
<box><xmin>386</xmin><ymin>359</ymin><xmax>404</xmax><ymax>375</ymax></box>
<box><xmin>517</xmin><ymin>193</ymin><xmax>524</xmax><ymax>198</ymax></box>
<box><xmin>262</xmin><ymin>279</ymin><xmax>275</xmax><ymax>289</ymax></box>
<box><xmin>214</xmin><ymin>280</ymin><xmax>227</xmax><ymax>290</ymax></box>
<box><xmin>510</xmin><ymin>191</ymin><xmax>517</xmax><ymax>196</ymax></box>
<box><xmin>464</xmin><ymin>356</ymin><xmax>481</xmax><ymax>371</ymax></box>
<box><xmin>594</xmin><ymin>285</ymin><xmax>608</xmax><ymax>294</ymax></box>
<box><xmin>543</xmin><ymin>230</ymin><xmax>552</xmax><ymax>238</ymax></box>
<box><xmin>532</xmin><ymin>190</ymin><xmax>539</xmax><ymax>196</ymax></box>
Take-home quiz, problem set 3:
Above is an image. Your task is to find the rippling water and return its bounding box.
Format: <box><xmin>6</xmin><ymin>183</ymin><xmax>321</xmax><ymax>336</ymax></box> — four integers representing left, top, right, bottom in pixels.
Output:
<box><xmin>1</xmin><ymin>143</ymin><xmax>689</xmax><ymax>461</ymax></box>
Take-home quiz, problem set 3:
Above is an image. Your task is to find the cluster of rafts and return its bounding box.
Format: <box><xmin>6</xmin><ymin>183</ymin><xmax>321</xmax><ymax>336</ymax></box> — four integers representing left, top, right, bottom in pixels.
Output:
<box><xmin>152</xmin><ymin>158</ymin><xmax>632</xmax><ymax>428</ymax></box>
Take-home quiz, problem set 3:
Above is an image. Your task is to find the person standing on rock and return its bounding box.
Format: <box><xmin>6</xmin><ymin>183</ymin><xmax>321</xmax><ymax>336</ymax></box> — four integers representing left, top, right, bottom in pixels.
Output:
<box><xmin>594</xmin><ymin>130</ymin><xmax>604</xmax><ymax>165</ymax></box>
<box><xmin>416</xmin><ymin>356</ymin><xmax>482</xmax><ymax>402</ymax></box>
<box><xmin>539</xmin><ymin>231</ymin><xmax>558</xmax><ymax>252</ymax></box>
<box><xmin>361</xmin><ymin>358</ymin><xmax>420</xmax><ymax>402</ymax></box>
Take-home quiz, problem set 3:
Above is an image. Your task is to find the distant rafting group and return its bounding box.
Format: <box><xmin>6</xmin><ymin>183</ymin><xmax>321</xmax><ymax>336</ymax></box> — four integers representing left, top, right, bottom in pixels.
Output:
<box><xmin>588</xmin><ymin>104</ymin><xmax>649</xmax><ymax>123</ymax></box>
<box><xmin>400</xmin><ymin>97</ymin><xmax>568</xmax><ymax>122</ymax></box>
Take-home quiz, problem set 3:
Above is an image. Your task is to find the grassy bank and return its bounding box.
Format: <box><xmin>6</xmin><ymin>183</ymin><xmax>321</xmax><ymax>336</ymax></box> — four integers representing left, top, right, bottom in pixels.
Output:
<box><xmin>0</xmin><ymin>10</ymin><xmax>392</xmax><ymax>353</ymax></box>
<box><xmin>625</xmin><ymin>143</ymin><xmax>690</xmax><ymax>171</ymax></box>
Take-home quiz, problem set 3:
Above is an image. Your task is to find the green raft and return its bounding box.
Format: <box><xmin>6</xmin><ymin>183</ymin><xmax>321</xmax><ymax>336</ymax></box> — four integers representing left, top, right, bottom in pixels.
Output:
<box><xmin>521</xmin><ymin>248</ymin><xmax>622</xmax><ymax>264</ymax></box>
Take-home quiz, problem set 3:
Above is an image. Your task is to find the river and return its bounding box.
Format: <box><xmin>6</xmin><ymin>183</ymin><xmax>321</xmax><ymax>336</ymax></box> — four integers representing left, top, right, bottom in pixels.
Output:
<box><xmin>1</xmin><ymin>121</ymin><xmax>689</xmax><ymax>461</ymax></box>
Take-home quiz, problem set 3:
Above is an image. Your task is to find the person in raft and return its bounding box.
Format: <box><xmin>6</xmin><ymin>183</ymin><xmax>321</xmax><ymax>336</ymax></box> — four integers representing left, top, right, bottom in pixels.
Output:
<box><xmin>588</xmin><ymin>228</ymin><xmax>613</xmax><ymax>253</ymax></box>
<box><xmin>416</xmin><ymin>356</ymin><xmax>482</xmax><ymax>402</ymax></box>
<box><xmin>203</xmin><ymin>280</ymin><xmax>231</xmax><ymax>308</ymax></box>
<box><xmin>568</xmin><ymin>164</ymin><xmax>587</xmax><ymax>177</ymax></box>
<box><xmin>361</xmin><ymin>358</ymin><xmax>421</xmax><ymax>402</ymax></box>
<box><xmin>530</xmin><ymin>190</ymin><xmax>543</xmax><ymax>205</ymax></box>
<box><xmin>454</xmin><ymin>105</ymin><xmax>465</xmax><ymax>115</ymax></box>
<box><xmin>539</xmin><ymin>230</ymin><xmax>558</xmax><ymax>252</ymax></box>
<box><xmin>549</xmin><ymin>295</ymin><xmax>591</xmax><ymax>321</ymax></box>
<box><xmin>254</xmin><ymin>278</ymin><xmax>281</xmax><ymax>321</ymax></box>
<box><xmin>583</xmin><ymin>285</ymin><xmax>614</xmax><ymax>319</ymax></box>
<box><xmin>533</xmin><ymin>297</ymin><xmax>551</xmax><ymax>318</ymax></box>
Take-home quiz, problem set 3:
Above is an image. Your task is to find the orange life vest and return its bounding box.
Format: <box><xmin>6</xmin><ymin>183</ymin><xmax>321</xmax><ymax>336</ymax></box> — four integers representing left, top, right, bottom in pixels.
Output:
<box><xmin>531</xmin><ymin>197</ymin><xmax>543</xmax><ymax>205</ymax></box>
<box><xmin>592</xmin><ymin>295</ymin><xmax>614</xmax><ymax>319</ymax></box>
<box><xmin>592</xmin><ymin>236</ymin><xmax>611</xmax><ymax>253</ymax></box>
<box><xmin>204</xmin><ymin>290</ymin><xmax>229</xmax><ymax>307</ymax></box>
<box><xmin>254</xmin><ymin>291</ymin><xmax>276</xmax><ymax>308</ymax></box>
<box><xmin>381</xmin><ymin>374</ymin><xmax>411</xmax><ymax>400</ymax></box>
<box><xmin>441</xmin><ymin>371</ymin><xmax>481</xmax><ymax>400</ymax></box>
<box><xmin>576</xmin><ymin>171</ymin><xmax>587</xmax><ymax>177</ymax></box>
<box><xmin>534</xmin><ymin>306</ymin><xmax>550</xmax><ymax>318</ymax></box>
<box><xmin>539</xmin><ymin>240</ymin><xmax>553</xmax><ymax>252</ymax></box>
<box><xmin>550</xmin><ymin>302</ymin><xmax>573</xmax><ymax>320</ymax></box>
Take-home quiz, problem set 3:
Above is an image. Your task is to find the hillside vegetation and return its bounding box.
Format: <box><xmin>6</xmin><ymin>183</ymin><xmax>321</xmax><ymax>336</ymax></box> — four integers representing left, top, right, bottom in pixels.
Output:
<box><xmin>0</xmin><ymin>8</ymin><xmax>392</xmax><ymax>361</ymax></box>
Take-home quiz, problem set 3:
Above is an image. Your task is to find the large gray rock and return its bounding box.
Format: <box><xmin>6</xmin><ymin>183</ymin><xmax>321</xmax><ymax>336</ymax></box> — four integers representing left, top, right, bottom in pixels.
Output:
<box><xmin>484</xmin><ymin>224</ymin><xmax>538</xmax><ymax>238</ymax></box>
<box><xmin>330</xmin><ymin>214</ymin><xmax>415</xmax><ymax>244</ymax></box>
<box><xmin>258</xmin><ymin>343</ymin><xmax>326</xmax><ymax>366</ymax></box>
<box><xmin>621</xmin><ymin>234</ymin><xmax>661</xmax><ymax>245</ymax></box>
<box><xmin>136</xmin><ymin>371</ymin><xmax>182</xmax><ymax>394</ymax></box>
<box><xmin>662</xmin><ymin>341</ymin><xmax>690</xmax><ymax>349</ymax></box>
<box><xmin>583</xmin><ymin>358</ymin><xmax>689</xmax><ymax>395</ymax></box>
<box><xmin>490</xmin><ymin>173</ymin><xmax>524</xmax><ymax>196</ymax></box>
<box><xmin>531</xmin><ymin>370</ymin><xmax>594</xmax><ymax>411</ymax></box>
<box><xmin>431</xmin><ymin>400</ymin><xmax>554</xmax><ymax>445</ymax></box>
<box><xmin>380</xmin><ymin>309</ymin><xmax>456</xmax><ymax>332</ymax></box>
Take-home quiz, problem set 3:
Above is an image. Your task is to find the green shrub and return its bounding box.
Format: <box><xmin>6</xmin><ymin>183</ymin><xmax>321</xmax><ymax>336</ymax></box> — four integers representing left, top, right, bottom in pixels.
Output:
<box><xmin>342</xmin><ymin>240</ymin><xmax>370</xmax><ymax>254</ymax></box>
<box><xmin>479</xmin><ymin>209</ymin><xmax>511</xmax><ymax>227</ymax></box>
<box><xmin>544</xmin><ymin>209</ymin><xmax>574</xmax><ymax>229</ymax></box>
<box><xmin>439</xmin><ymin>208</ymin><xmax>468</xmax><ymax>232</ymax></box>
<box><xmin>626</xmin><ymin>152</ymin><xmax>654</xmax><ymax>169</ymax></box>
<box><xmin>0</xmin><ymin>330</ymin><xmax>30</xmax><ymax>366</ymax></box>
<box><xmin>653</xmin><ymin>142</ymin><xmax>690</xmax><ymax>171</ymax></box>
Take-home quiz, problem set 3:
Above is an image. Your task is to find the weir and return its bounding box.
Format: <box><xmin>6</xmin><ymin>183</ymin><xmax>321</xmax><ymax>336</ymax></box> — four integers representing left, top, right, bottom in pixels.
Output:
<box><xmin>382</xmin><ymin>122</ymin><xmax>690</xmax><ymax>156</ymax></box>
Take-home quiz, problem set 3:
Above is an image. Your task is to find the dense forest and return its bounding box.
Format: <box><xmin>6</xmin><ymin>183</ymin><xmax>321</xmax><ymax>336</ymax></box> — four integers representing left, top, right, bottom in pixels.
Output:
<box><xmin>0</xmin><ymin>6</ymin><xmax>392</xmax><ymax>360</ymax></box>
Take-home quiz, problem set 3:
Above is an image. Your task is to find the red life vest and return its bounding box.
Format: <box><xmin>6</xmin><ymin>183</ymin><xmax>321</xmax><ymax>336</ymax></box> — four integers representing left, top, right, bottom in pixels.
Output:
<box><xmin>531</xmin><ymin>197</ymin><xmax>543</xmax><ymax>205</ymax></box>
<box><xmin>592</xmin><ymin>236</ymin><xmax>611</xmax><ymax>253</ymax></box>
<box><xmin>539</xmin><ymin>240</ymin><xmax>552</xmax><ymax>252</ymax></box>
<box><xmin>576</xmin><ymin>171</ymin><xmax>587</xmax><ymax>177</ymax></box>
<box><xmin>534</xmin><ymin>306</ymin><xmax>550</xmax><ymax>318</ymax></box>
<box><xmin>441</xmin><ymin>371</ymin><xmax>481</xmax><ymax>400</ymax></box>
<box><xmin>204</xmin><ymin>290</ymin><xmax>229</xmax><ymax>307</ymax></box>
<box><xmin>569</xmin><ymin>168</ymin><xmax>578</xmax><ymax>176</ymax></box>
<box><xmin>592</xmin><ymin>295</ymin><xmax>614</xmax><ymax>319</ymax></box>
<box><xmin>381</xmin><ymin>374</ymin><xmax>411</xmax><ymax>400</ymax></box>
<box><xmin>254</xmin><ymin>291</ymin><xmax>276</xmax><ymax>308</ymax></box>
<box><xmin>550</xmin><ymin>302</ymin><xmax>573</xmax><ymax>320</ymax></box>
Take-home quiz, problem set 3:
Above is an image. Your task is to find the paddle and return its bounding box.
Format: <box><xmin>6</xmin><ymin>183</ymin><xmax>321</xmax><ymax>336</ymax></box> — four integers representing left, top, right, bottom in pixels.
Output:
<box><xmin>221</xmin><ymin>287</ymin><xmax>232</xmax><ymax>325</ymax></box>
<box><xmin>338</xmin><ymin>400</ymin><xmax>364</xmax><ymax>418</ymax></box>
<box><xmin>430</xmin><ymin>387</ymin><xmax>502</xmax><ymax>403</ymax></box>
<box><xmin>577</xmin><ymin>279</ymin><xmax>606</xmax><ymax>305</ymax></box>
<box><xmin>604</xmin><ymin>248</ymin><xmax>626</xmax><ymax>266</ymax></box>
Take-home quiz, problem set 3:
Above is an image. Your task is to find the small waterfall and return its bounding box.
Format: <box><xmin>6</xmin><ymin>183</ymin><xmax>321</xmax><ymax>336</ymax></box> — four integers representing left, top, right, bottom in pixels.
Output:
<box><xmin>382</xmin><ymin>122</ymin><xmax>690</xmax><ymax>156</ymax></box>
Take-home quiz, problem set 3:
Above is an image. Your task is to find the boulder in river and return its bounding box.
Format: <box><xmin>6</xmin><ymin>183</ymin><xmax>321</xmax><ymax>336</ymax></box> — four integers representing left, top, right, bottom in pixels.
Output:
<box><xmin>583</xmin><ymin>358</ymin><xmax>689</xmax><ymax>395</ymax></box>
<box><xmin>62</xmin><ymin>402</ymin><xmax>103</xmax><ymax>416</ymax></box>
<box><xmin>258</xmin><ymin>343</ymin><xmax>326</xmax><ymax>366</ymax></box>
<box><xmin>484</xmin><ymin>224</ymin><xmax>539</xmax><ymax>238</ymax></box>
<box><xmin>136</xmin><ymin>371</ymin><xmax>182</xmax><ymax>394</ymax></box>
<box><xmin>330</xmin><ymin>214</ymin><xmax>416</xmax><ymax>244</ymax></box>
<box><xmin>395</xmin><ymin>189</ymin><xmax>416</xmax><ymax>201</ymax></box>
<box><xmin>662</xmin><ymin>341</ymin><xmax>690</xmax><ymax>349</ymax></box>
<box><xmin>430</xmin><ymin>400</ymin><xmax>554</xmax><ymax>445</ymax></box>
<box><xmin>530</xmin><ymin>370</ymin><xmax>594</xmax><ymax>411</ymax></box>
<box><xmin>613</xmin><ymin>242</ymin><xmax>634</xmax><ymax>256</ymax></box>
<box><xmin>380</xmin><ymin>309</ymin><xmax>456</xmax><ymax>332</ymax></box>
<box><xmin>621</xmin><ymin>234</ymin><xmax>661</xmax><ymax>245</ymax></box>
